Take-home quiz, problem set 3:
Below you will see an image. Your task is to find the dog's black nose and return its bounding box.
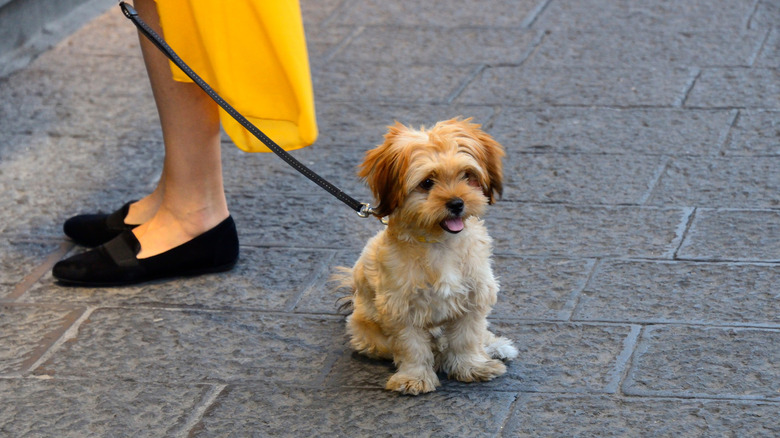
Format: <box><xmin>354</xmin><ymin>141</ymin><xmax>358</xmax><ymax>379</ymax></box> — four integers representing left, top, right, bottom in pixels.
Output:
<box><xmin>446</xmin><ymin>198</ymin><xmax>464</xmax><ymax>215</ymax></box>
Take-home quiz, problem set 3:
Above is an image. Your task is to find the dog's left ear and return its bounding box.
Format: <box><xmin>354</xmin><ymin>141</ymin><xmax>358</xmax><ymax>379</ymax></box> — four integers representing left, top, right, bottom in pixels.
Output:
<box><xmin>475</xmin><ymin>129</ymin><xmax>505</xmax><ymax>204</ymax></box>
<box><xmin>358</xmin><ymin>122</ymin><xmax>412</xmax><ymax>217</ymax></box>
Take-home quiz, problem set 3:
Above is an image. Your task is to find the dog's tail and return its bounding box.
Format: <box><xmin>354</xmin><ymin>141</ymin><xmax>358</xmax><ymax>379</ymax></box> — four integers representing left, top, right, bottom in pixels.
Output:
<box><xmin>330</xmin><ymin>266</ymin><xmax>355</xmax><ymax>314</ymax></box>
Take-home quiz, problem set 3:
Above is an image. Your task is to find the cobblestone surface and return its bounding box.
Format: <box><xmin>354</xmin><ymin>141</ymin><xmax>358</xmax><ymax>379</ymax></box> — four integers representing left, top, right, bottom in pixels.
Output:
<box><xmin>0</xmin><ymin>0</ymin><xmax>778</xmax><ymax>436</ymax></box>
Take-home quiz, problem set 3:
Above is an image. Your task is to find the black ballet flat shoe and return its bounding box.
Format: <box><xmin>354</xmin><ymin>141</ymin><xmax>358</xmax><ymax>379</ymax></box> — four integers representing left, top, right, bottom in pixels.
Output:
<box><xmin>63</xmin><ymin>201</ymin><xmax>140</xmax><ymax>247</ymax></box>
<box><xmin>53</xmin><ymin>216</ymin><xmax>239</xmax><ymax>287</ymax></box>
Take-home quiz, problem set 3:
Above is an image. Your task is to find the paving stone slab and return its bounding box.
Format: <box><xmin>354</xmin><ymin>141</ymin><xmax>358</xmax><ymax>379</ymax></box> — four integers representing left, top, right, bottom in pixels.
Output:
<box><xmin>624</xmin><ymin>325</ymin><xmax>780</xmax><ymax>400</ymax></box>
<box><xmin>50</xmin><ymin>6</ymin><xmax>140</xmax><ymax>58</ymax></box>
<box><xmin>34</xmin><ymin>309</ymin><xmax>344</xmax><ymax>385</ymax></box>
<box><xmin>677</xmin><ymin>209</ymin><xmax>780</xmax><ymax>262</ymax></box>
<box><xmin>0</xmin><ymin>240</ymin><xmax>61</xmax><ymax>289</ymax></box>
<box><xmin>296</xmin><ymin>252</ymin><xmax>595</xmax><ymax>320</ymax></box>
<box><xmin>0</xmin><ymin>134</ymin><xmax>162</xmax><ymax>193</ymax></box>
<box><xmin>458</xmin><ymin>65</ymin><xmax>694</xmax><ymax>107</ymax></box>
<box><xmin>646</xmin><ymin>157</ymin><xmax>780</xmax><ymax>208</ymax></box>
<box><xmin>491</xmin><ymin>107</ymin><xmax>733</xmax><ymax>156</ymax></box>
<box><xmin>491</xmin><ymin>257</ymin><xmax>595</xmax><ymax>321</ymax></box>
<box><xmin>574</xmin><ymin>260</ymin><xmax>780</xmax><ymax>326</ymax></box>
<box><xmin>504</xmin><ymin>152</ymin><xmax>666</xmax><ymax>205</ymax></box>
<box><xmin>328</xmin><ymin>0</ymin><xmax>545</xmax><ymax>27</ymax></box>
<box><xmin>192</xmin><ymin>384</ymin><xmax>515</xmax><ymax>438</ymax></box>
<box><xmin>532</xmin><ymin>27</ymin><xmax>765</xmax><ymax>67</ymax></box>
<box><xmin>751</xmin><ymin>0</ymin><xmax>780</xmax><ymax>31</ymax></box>
<box><xmin>485</xmin><ymin>204</ymin><xmax>689</xmax><ymax>259</ymax></box>
<box><xmin>220</xmin><ymin>140</ymin><xmax>370</xmax><ymax>199</ymax></box>
<box><xmin>300</xmin><ymin>0</ymin><xmax>344</xmax><ymax>29</ymax></box>
<box><xmin>0</xmin><ymin>378</ymin><xmax>209</xmax><ymax>438</ymax></box>
<box><xmin>504</xmin><ymin>394</ymin><xmax>780</xmax><ymax>437</ymax></box>
<box><xmin>0</xmin><ymin>70</ymin><xmax>154</xmax><ymax>138</ymax></box>
<box><xmin>0</xmin><ymin>304</ymin><xmax>83</xmax><ymax>375</ymax></box>
<box><xmin>230</xmin><ymin>192</ymin><xmax>385</xmax><ymax>250</ymax></box>
<box><xmin>25</xmin><ymin>247</ymin><xmax>333</xmax><ymax>312</ymax></box>
<box><xmin>756</xmin><ymin>28</ymin><xmax>779</xmax><ymax>68</ymax></box>
<box><xmin>724</xmin><ymin>110</ymin><xmax>780</xmax><ymax>156</ymax></box>
<box><xmin>291</xmin><ymin>250</ymin><xmax>356</xmax><ymax>314</ymax></box>
<box><xmin>686</xmin><ymin>68</ymin><xmax>780</xmax><ymax>109</ymax></box>
<box><xmin>0</xmin><ymin>184</ymin><xmax>146</xmax><ymax>240</ymax></box>
<box><xmin>312</xmin><ymin>62</ymin><xmax>475</xmax><ymax>104</ymax></box>
<box><xmin>334</xmin><ymin>26</ymin><xmax>539</xmax><ymax>66</ymax></box>
<box><xmin>304</xmin><ymin>25</ymin><xmax>355</xmax><ymax>69</ymax></box>
<box><xmin>0</xmin><ymin>50</ymin><xmax>150</xmax><ymax>101</ymax></box>
<box><xmin>312</xmin><ymin>101</ymin><xmax>496</xmax><ymax>147</ymax></box>
<box><xmin>327</xmin><ymin>320</ymin><xmax>636</xmax><ymax>394</ymax></box>
<box><xmin>534</xmin><ymin>0</ymin><xmax>758</xmax><ymax>32</ymax></box>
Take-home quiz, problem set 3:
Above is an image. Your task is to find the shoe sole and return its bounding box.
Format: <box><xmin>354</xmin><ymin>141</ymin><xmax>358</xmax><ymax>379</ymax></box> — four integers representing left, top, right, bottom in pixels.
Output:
<box><xmin>54</xmin><ymin>259</ymin><xmax>238</xmax><ymax>288</ymax></box>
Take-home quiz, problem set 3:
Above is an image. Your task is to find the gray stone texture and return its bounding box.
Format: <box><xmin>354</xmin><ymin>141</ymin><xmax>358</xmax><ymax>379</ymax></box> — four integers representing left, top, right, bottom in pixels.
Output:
<box><xmin>625</xmin><ymin>325</ymin><xmax>780</xmax><ymax>400</ymax></box>
<box><xmin>724</xmin><ymin>110</ymin><xmax>780</xmax><ymax>156</ymax></box>
<box><xmin>491</xmin><ymin>107</ymin><xmax>734</xmax><ymax>156</ymax></box>
<box><xmin>574</xmin><ymin>260</ymin><xmax>780</xmax><ymax>326</ymax></box>
<box><xmin>35</xmin><ymin>309</ymin><xmax>344</xmax><ymax>385</ymax></box>
<box><xmin>485</xmin><ymin>204</ymin><xmax>689</xmax><ymax>259</ymax></box>
<box><xmin>0</xmin><ymin>379</ymin><xmax>210</xmax><ymax>438</ymax></box>
<box><xmin>646</xmin><ymin>157</ymin><xmax>780</xmax><ymax>208</ymax></box>
<box><xmin>1</xmin><ymin>0</ymin><xmax>778</xmax><ymax>435</ymax></box>
<box><xmin>677</xmin><ymin>209</ymin><xmax>780</xmax><ymax>262</ymax></box>
<box><xmin>458</xmin><ymin>65</ymin><xmax>695</xmax><ymax>107</ymax></box>
<box><xmin>686</xmin><ymin>68</ymin><xmax>780</xmax><ymax>109</ymax></box>
<box><xmin>505</xmin><ymin>394</ymin><xmax>780</xmax><ymax>437</ymax></box>
<box><xmin>193</xmin><ymin>385</ymin><xmax>516</xmax><ymax>438</ymax></box>
<box><xmin>0</xmin><ymin>304</ymin><xmax>83</xmax><ymax>375</ymax></box>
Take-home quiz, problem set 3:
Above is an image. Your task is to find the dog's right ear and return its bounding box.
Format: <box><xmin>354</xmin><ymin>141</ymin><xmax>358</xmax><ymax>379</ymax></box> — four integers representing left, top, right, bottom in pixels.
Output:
<box><xmin>358</xmin><ymin>122</ymin><xmax>411</xmax><ymax>217</ymax></box>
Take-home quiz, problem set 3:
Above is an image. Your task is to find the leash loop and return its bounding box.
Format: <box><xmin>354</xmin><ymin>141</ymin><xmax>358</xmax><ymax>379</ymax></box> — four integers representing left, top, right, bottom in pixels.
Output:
<box><xmin>119</xmin><ymin>2</ymin><xmax>380</xmax><ymax>220</ymax></box>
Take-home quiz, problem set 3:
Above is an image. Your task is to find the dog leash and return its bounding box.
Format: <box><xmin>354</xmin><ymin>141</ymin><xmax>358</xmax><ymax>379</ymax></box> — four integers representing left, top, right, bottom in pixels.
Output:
<box><xmin>119</xmin><ymin>2</ymin><xmax>379</xmax><ymax>220</ymax></box>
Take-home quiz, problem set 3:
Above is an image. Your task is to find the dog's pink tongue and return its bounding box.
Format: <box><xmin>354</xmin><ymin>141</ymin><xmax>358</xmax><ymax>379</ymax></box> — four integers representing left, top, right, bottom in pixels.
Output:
<box><xmin>444</xmin><ymin>217</ymin><xmax>464</xmax><ymax>233</ymax></box>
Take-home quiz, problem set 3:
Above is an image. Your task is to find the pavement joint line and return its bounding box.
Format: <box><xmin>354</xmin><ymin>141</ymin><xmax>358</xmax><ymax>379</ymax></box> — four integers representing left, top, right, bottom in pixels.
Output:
<box><xmin>284</xmin><ymin>250</ymin><xmax>338</xmax><ymax>312</ymax></box>
<box><xmin>560</xmin><ymin>258</ymin><xmax>600</xmax><ymax>322</ymax></box>
<box><xmin>747</xmin><ymin>27</ymin><xmax>772</xmax><ymax>66</ymax></box>
<box><xmin>24</xmin><ymin>306</ymin><xmax>96</xmax><ymax>377</ymax></box>
<box><xmin>744</xmin><ymin>0</ymin><xmax>763</xmax><ymax>30</ymax></box>
<box><xmin>677</xmin><ymin>67</ymin><xmax>702</xmax><ymax>108</ymax></box>
<box><xmin>444</xmin><ymin>64</ymin><xmax>486</xmax><ymax>104</ymax></box>
<box><xmin>713</xmin><ymin>109</ymin><xmax>741</xmax><ymax>157</ymax></box>
<box><xmin>671</xmin><ymin>207</ymin><xmax>696</xmax><ymax>260</ymax></box>
<box><xmin>637</xmin><ymin>155</ymin><xmax>672</xmax><ymax>206</ymax></box>
<box><xmin>6</xmin><ymin>241</ymin><xmax>73</xmax><ymax>301</ymax></box>
<box><xmin>521</xmin><ymin>0</ymin><xmax>553</xmax><ymax>29</ymax></box>
<box><xmin>172</xmin><ymin>384</ymin><xmax>228</xmax><ymax>438</ymax></box>
<box><xmin>321</xmin><ymin>25</ymin><xmax>365</xmax><ymax>64</ymax></box>
<box><xmin>606</xmin><ymin>324</ymin><xmax>643</xmax><ymax>395</ymax></box>
<box><xmin>317</xmin><ymin>0</ymin><xmax>353</xmax><ymax>28</ymax></box>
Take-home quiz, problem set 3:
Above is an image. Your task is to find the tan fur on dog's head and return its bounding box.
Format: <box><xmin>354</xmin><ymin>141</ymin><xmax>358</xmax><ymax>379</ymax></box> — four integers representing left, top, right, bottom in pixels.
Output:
<box><xmin>358</xmin><ymin>118</ymin><xmax>505</xmax><ymax>234</ymax></box>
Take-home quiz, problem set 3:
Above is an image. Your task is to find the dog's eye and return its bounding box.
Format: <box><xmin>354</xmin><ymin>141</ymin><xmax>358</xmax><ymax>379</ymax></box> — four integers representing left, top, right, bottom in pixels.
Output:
<box><xmin>419</xmin><ymin>178</ymin><xmax>435</xmax><ymax>191</ymax></box>
<box><xmin>463</xmin><ymin>172</ymin><xmax>472</xmax><ymax>180</ymax></box>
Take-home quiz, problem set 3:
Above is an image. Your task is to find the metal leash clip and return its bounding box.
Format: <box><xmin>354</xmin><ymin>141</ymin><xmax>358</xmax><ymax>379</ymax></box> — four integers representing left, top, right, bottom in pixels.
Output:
<box><xmin>357</xmin><ymin>204</ymin><xmax>388</xmax><ymax>224</ymax></box>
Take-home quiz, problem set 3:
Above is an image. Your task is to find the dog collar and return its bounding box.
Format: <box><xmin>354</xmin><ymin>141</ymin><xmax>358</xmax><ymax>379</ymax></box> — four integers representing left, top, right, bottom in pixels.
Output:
<box><xmin>414</xmin><ymin>235</ymin><xmax>442</xmax><ymax>244</ymax></box>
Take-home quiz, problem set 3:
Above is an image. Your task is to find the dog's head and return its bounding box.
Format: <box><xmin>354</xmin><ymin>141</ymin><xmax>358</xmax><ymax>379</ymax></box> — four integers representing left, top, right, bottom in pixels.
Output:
<box><xmin>359</xmin><ymin>117</ymin><xmax>504</xmax><ymax>235</ymax></box>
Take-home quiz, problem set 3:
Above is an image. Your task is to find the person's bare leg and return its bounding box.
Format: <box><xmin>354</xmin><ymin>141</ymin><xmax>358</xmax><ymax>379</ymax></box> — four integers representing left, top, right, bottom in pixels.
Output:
<box><xmin>131</xmin><ymin>0</ymin><xmax>229</xmax><ymax>258</ymax></box>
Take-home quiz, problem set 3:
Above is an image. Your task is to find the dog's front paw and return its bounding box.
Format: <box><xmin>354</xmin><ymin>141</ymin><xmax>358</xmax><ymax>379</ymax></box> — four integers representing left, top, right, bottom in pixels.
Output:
<box><xmin>386</xmin><ymin>371</ymin><xmax>439</xmax><ymax>395</ymax></box>
<box><xmin>485</xmin><ymin>336</ymin><xmax>518</xmax><ymax>361</ymax></box>
<box><xmin>448</xmin><ymin>357</ymin><xmax>506</xmax><ymax>383</ymax></box>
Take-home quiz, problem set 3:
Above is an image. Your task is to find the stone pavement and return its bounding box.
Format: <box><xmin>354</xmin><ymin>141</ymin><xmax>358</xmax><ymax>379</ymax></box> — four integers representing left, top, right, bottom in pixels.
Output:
<box><xmin>1</xmin><ymin>0</ymin><xmax>779</xmax><ymax>436</ymax></box>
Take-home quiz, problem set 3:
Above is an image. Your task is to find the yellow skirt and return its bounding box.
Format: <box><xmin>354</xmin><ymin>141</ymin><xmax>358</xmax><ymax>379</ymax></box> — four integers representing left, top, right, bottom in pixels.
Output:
<box><xmin>155</xmin><ymin>0</ymin><xmax>317</xmax><ymax>152</ymax></box>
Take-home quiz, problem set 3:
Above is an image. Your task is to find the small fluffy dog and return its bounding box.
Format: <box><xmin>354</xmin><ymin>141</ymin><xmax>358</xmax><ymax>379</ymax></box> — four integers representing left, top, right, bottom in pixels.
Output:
<box><xmin>336</xmin><ymin>118</ymin><xmax>518</xmax><ymax>395</ymax></box>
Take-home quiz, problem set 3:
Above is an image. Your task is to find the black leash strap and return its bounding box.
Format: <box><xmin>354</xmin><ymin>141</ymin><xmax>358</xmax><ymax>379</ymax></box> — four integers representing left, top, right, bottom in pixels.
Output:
<box><xmin>119</xmin><ymin>2</ymin><xmax>377</xmax><ymax>219</ymax></box>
